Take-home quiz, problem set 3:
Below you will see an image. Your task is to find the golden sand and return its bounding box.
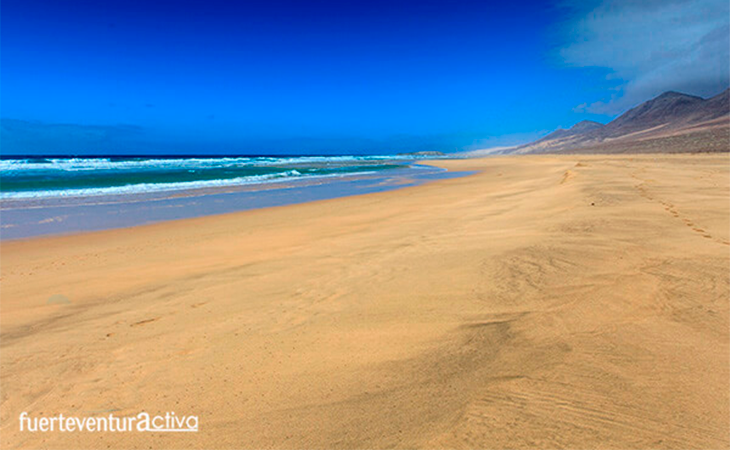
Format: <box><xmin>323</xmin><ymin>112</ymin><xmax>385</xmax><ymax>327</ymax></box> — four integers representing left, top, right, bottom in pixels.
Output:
<box><xmin>1</xmin><ymin>154</ymin><xmax>728</xmax><ymax>448</ymax></box>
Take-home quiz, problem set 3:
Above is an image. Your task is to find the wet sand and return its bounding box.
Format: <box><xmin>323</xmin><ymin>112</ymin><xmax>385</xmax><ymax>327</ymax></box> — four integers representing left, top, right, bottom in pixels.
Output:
<box><xmin>0</xmin><ymin>163</ymin><xmax>458</xmax><ymax>240</ymax></box>
<box><xmin>1</xmin><ymin>154</ymin><xmax>728</xmax><ymax>449</ymax></box>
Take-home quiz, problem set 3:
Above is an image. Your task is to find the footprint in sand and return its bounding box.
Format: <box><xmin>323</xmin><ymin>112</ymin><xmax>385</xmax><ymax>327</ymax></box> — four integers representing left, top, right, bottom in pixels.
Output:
<box><xmin>47</xmin><ymin>294</ymin><xmax>71</xmax><ymax>305</ymax></box>
<box><xmin>634</xmin><ymin>179</ymin><xmax>726</xmax><ymax>246</ymax></box>
<box><xmin>560</xmin><ymin>170</ymin><xmax>574</xmax><ymax>184</ymax></box>
<box><xmin>130</xmin><ymin>317</ymin><xmax>159</xmax><ymax>327</ymax></box>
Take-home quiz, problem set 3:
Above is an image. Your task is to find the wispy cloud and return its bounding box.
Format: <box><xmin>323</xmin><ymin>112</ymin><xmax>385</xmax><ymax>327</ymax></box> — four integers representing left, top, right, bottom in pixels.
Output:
<box><xmin>558</xmin><ymin>0</ymin><xmax>729</xmax><ymax>114</ymax></box>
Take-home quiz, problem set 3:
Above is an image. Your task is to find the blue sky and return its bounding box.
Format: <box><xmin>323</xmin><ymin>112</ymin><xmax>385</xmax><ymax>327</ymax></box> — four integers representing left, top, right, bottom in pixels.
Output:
<box><xmin>2</xmin><ymin>0</ymin><xmax>728</xmax><ymax>154</ymax></box>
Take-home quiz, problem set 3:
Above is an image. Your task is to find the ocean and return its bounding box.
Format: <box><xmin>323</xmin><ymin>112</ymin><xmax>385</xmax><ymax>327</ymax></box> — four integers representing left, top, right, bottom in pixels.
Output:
<box><xmin>0</xmin><ymin>154</ymin><xmax>463</xmax><ymax>239</ymax></box>
<box><xmin>0</xmin><ymin>155</ymin><xmax>428</xmax><ymax>199</ymax></box>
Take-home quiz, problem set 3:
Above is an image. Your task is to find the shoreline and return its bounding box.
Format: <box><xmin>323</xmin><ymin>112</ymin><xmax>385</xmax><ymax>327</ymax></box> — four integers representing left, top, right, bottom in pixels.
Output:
<box><xmin>1</xmin><ymin>154</ymin><xmax>728</xmax><ymax>449</ymax></box>
<box><xmin>0</xmin><ymin>161</ymin><xmax>465</xmax><ymax>240</ymax></box>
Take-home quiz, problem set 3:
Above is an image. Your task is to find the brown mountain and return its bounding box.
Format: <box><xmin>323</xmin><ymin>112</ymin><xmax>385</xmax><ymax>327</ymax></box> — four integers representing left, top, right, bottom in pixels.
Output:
<box><xmin>505</xmin><ymin>120</ymin><xmax>604</xmax><ymax>154</ymax></box>
<box><xmin>599</xmin><ymin>90</ymin><xmax>728</xmax><ymax>138</ymax></box>
<box><xmin>704</xmin><ymin>88</ymin><xmax>730</xmax><ymax>116</ymax></box>
<box><xmin>512</xmin><ymin>89</ymin><xmax>729</xmax><ymax>154</ymax></box>
<box><xmin>541</xmin><ymin>120</ymin><xmax>604</xmax><ymax>141</ymax></box>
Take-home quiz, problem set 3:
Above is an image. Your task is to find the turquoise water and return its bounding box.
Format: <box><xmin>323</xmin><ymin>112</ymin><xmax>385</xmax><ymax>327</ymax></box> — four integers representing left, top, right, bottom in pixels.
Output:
<box><xmin>0</xmin><ymin>155</ymin><xmax>415</xmax><ymax>199</ymax></box>
<box><xmin>0</xmin><ymin>155</ymin><xmax>463</xmax><ymax>239</ymax></box>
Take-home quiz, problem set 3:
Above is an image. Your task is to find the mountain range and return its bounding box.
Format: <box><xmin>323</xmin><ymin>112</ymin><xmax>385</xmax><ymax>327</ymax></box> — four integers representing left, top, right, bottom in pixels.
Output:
<box><xmin>507</xmin><ymin>89</ymin><xmax>729</xmax><ymax>154</ymax></box>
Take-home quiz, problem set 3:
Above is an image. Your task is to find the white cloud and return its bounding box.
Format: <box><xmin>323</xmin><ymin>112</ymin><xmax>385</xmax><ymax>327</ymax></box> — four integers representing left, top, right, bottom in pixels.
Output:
<box><xmin>558</xmin><ymin>0</ymin><xmax>729</xmax><ymax>114</ymax></box>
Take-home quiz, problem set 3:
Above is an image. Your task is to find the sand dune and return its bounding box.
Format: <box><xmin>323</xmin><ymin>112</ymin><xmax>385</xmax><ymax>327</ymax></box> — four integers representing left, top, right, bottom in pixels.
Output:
<box><xmin>1</xmin><ymin>155</ymin><xmax>728</xmax><ymax>449</ymax></box>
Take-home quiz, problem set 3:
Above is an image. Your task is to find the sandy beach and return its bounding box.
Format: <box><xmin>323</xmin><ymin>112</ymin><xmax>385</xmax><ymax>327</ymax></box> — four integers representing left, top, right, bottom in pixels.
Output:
<box><xmin>1</xmin><ymin>154</ymin><xmax>728</xmax><ymax>449</ymax></box>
